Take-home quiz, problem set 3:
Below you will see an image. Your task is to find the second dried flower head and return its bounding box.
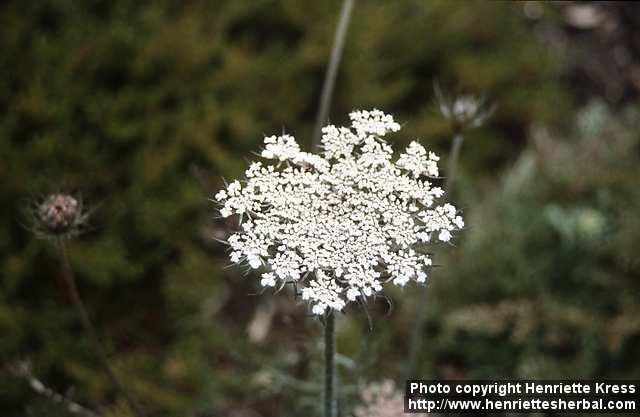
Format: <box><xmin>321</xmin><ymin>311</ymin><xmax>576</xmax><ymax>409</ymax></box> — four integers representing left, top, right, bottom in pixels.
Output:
<box><xmin>215</xmin><ymin>110</ymin><xmax>464</xmax><ymax>315</ymax></box>
<box><xmin>30</xmin><ymin>193</ymin><xmax>90</xmax><ymax>239</ymax></box>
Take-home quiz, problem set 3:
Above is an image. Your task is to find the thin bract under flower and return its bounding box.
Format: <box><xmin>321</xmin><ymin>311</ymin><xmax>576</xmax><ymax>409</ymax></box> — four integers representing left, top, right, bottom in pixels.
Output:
<box><xmin>215</xmin><ymin>109</ymin><xmax>463</xmax><ymax>315</ymax></box>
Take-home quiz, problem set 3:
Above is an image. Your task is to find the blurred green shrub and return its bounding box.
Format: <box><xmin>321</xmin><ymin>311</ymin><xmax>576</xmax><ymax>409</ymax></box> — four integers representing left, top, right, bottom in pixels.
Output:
<box><xmin>428</xmin><ymin>101</ymin><xmax>640</xmax><ymax>379</ymax></box>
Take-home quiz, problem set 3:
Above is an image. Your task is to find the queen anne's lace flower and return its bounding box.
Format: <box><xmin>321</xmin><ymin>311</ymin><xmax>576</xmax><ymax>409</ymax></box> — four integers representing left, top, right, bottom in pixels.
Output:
<box><xmin>215</xmin><ymin>109</ymin><xmax>463</xmax><ymax>315</ymax></box>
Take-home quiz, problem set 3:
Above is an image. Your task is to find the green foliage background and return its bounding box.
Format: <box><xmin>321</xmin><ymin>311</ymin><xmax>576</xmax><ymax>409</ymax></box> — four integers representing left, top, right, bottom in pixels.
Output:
<box><xmin>1</xmin><ymin>1</ymin><xmax>638</xmax><ymax>416</ymax></box>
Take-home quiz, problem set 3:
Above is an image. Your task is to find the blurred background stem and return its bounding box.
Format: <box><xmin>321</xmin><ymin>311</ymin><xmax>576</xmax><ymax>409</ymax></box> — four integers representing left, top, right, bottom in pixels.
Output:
<box><xmin>11</xmin><ymin>361</ymin><xmax>101</xmax><ymax>417</ymax></box>
<box><xmin>312</xmin><ymin>0</ymin><xmax>355</xmax><ymax>149</ymax></box>
<box><xmin>405</xmin><ymin>131</ymin><xmax>464</xmax><ymax>379</ymax></box>
<box><xmin>56</xmin><ymin>238</ymin><xmax>146</xmax><ymax>417</ymax></box>
<box><xmin>445</xmin><ymin>132</ymin><xmax>464</xmax><ymax>193</ymax></box>
<box><xmin>324</xmin><ymin>312</ymin><xmax>337</xmax><ymax>417</ymax></box>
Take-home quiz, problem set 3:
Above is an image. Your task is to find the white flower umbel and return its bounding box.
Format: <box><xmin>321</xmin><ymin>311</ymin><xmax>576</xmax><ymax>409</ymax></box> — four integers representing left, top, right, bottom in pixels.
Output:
<box><xmin>215</xmin><ymin>109</ymin><xmax>463</xmax><ymax>315</ymax></box>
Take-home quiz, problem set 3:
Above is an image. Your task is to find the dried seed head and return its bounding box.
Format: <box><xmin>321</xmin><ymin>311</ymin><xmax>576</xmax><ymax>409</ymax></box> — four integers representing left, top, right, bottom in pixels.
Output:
<box><xmin>435</xmin><ymin>83</ymin><xmax>494</xmax><ymax>131</ymax></box>
<box><xmin>39</xmin><ymin>194</ymin><xmax>78</xmax><ymax>231</ymax></box>
<box><xmin>30</xmin><ymin>193</ymin><xmax>90</xmax><ymax>239</ymax></box>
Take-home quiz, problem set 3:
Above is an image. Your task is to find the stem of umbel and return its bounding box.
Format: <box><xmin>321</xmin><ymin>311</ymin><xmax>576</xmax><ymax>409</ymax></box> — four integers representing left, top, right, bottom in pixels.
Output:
<box><xmin>55</xmin><ymin>238</ymin><xmax>146</xmax><ymax>417</ymax></box>
<box><xmin>324</xmin><ymin>311</ymin><xmax>337</xmax><ymax>417</ymax></box>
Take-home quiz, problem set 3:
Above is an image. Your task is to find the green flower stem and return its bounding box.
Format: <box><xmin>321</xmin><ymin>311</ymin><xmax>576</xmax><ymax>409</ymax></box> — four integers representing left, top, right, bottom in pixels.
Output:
<box><xmin>56</xmin><ymin>238</ymin><xmax>146</xmax><ymax>417</ymax></box>
<box><xmin>324</xmin><ymin>311</ymin><xmax>337</xmax><ymax>417</ymax></box>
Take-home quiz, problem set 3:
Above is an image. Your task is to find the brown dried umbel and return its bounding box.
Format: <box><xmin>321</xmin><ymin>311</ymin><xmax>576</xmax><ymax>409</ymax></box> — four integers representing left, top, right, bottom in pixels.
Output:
<box><xmin>30</xmin><ymin>193</ymin><xmax>90</xmax><ymax>239</ymax></box>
